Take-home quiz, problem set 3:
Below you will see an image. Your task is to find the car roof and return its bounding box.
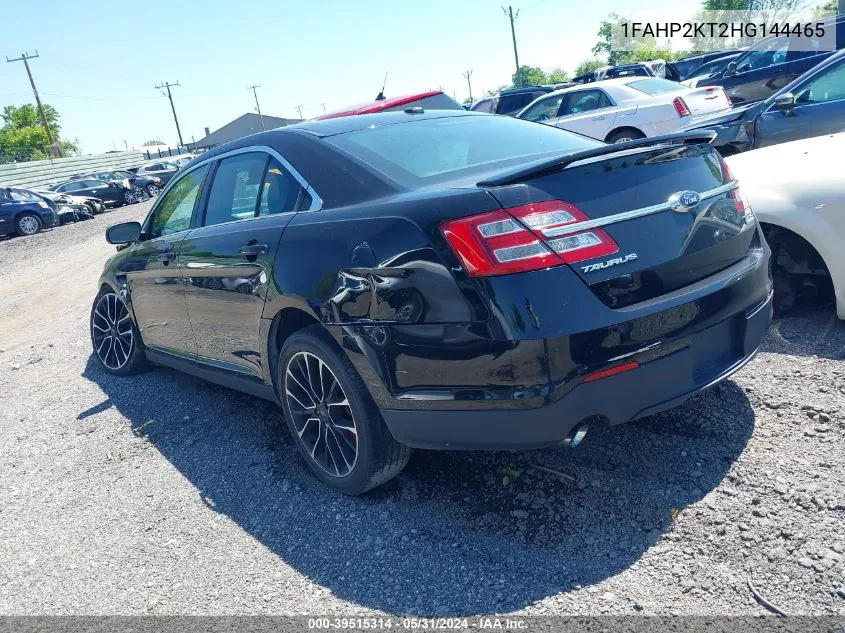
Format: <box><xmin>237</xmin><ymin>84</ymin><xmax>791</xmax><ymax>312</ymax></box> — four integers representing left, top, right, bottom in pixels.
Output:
<box><xmin>536</xmin><ymin>77</ymin><xmax>652</xmax><ymax>97</ymax></box>
<box><xmin>287</xmin><ymin>108</ymin><xmax>482</xmax><ymax>138</ymax></box>
<box><xmin>313</xmin><ymin>91</ymin><xmax>446</xmax><ymax>121</ymax></box>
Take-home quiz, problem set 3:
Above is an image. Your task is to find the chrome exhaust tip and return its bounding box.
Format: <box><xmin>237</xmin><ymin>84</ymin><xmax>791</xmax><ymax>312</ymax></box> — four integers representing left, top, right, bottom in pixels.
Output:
<box><xmin>562</xmin><ymin>421</ymin><xmax>590</xmax><ymax>448</ymax></box>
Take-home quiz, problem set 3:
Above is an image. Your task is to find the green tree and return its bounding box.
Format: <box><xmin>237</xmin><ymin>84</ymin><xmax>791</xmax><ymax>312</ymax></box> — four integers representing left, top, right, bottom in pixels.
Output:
<box><xmin>813</xmin><ymin>0</ymin><xmax>836</xmax><ymax>16</ymax></box>
<box><xmin>0</xmin><ymin>103</ymin><xmax>77</xmax><ymax>163</ymax></box>
<box><xmin>547</xmin><ymin>67</ymin><xmax>569</xmax><ymax>83</ymax></box>
<box><xmin>574</xmin><ymin>58</ymin><xmax>606</xmax><ymax>77</ymax></box>
<box><xmin>142</xmin><ymin>139</ymin><xmax>165</xmax><ymax>146</ymax></box>
<box><xmin>512</xmin><ymin>65</ymin><xmax>548</xmax><ymax>87</ymax></box>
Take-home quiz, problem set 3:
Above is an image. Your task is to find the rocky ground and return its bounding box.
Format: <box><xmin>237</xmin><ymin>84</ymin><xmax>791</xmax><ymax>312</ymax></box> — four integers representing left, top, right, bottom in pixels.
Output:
<box><xmin>0</xmin><ymin>205</ymin><xmax>843</xmax><ymax>616</ymax></box>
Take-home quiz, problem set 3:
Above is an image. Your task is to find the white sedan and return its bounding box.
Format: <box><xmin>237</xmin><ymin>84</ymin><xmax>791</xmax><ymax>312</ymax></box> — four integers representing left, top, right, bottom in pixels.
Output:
<box><xmin>516</xmin><ymin>77</ymin><xmax>732</xmax><ymax>143</ymax></box>
<box><xmin>726</xmin><ymin>133</ymin><xmax>844</xmax><ymax>317</ymax></box>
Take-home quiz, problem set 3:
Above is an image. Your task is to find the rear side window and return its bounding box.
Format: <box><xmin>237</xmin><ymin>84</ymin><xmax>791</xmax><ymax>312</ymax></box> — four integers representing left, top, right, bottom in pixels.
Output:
<box><xmin>326</xmin><ymin>115</ymin><xmax>600</xmax><ymax>183</ymax></box>
<box><xmin>258</xmin><ymin>158</ymin><xmax>301</xmax><ymax>216</ymax></box>
<box><xmin>626</xmin><ymin>78</ymin><xmax>685</xmax><ymax>96</ymax></box>
<box><xmin>562</xmin><ymin>90</ymin><xmax>612</xmax><ymax>115</ymax></box>
<box><xmin>204</xmin><ymin>153</ymin><xmax>268</xmax><ymax>227</ymax></box>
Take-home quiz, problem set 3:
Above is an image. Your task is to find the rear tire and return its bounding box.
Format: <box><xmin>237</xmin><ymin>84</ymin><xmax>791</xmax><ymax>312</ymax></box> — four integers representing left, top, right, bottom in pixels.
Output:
<box><xmin>277</xmin><ymin>325</ymin><xmax>411</xmax><ymax>495</ymax></box>
<box><xmin>16</xmin><ymin>213</ymin><xmax>42</xmax><ymax>236</ymax></box>
<box><xmin>606</xmin><ymin>128</ymin><xmax>646</xmax><ymax>144</ymax></box>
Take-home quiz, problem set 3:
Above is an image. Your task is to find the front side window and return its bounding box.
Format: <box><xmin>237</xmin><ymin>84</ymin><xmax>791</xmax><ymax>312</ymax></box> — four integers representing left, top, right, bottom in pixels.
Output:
<box><xmin>520</xmin><ymin>95</ymin><xmax>564</xmax><ymax>122</ymax></box>
<box><xmin>203</xmin><ymin>153</ymin><xmax>268</xmax><ymax>227</ymax></box>
<box><xmin>258</xmin><ymin>158</ymin><xmax>301</xmax><ymax>216</ymax></box>
<box><xmin>562</xmin><ymin>90</ymin><xmax>611</xmax><ymax>115</ymax></box>
<box><xmin>149</xmin><ymin>164</ymin><xmax>209</xmax><ymax>238</ymax></box>
<box><xmin>797</xmin><ymin>60</ymin><xmax>845</xmax><ymax>104</ymax></box>
<box><xmin>736</xmin><ymin>38</ymin><xmax>788</xmax><ymax>73</ymax></box>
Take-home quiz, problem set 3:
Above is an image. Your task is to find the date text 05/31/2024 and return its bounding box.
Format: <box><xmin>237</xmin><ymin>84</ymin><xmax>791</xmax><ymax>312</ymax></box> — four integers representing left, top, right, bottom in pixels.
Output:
<box><xmin>620</xmin><ymin>21</ymin><xmax>828</xmax><ymax>39</ymax></box>
<box><xmin>307</xmin><ymin>617</ymin><xmax>527</xmax><ymax>630</ymax></box>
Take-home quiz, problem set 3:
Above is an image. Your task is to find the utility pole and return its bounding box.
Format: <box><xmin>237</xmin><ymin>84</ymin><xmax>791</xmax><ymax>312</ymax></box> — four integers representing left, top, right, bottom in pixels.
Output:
<box><xmin>6</xmin><ymin>52</ymin><xmax>58</xmax><ymax>157</ymax></box>
<box><xmin>155</xmin><ymin>81</ymin><xmax>184</xmax><ymax>147</ymax></box>
<box><xmin>296</xmin><ymin>105</ymin><xmax>304</xmax><ymax>119</ymax></box>
<box><xmin>462</xmin><ymin>69</ymin><xmax>474</xmax><ymax>103</ymax></box>
<box><xmin>247</xmin><ymin>84</ymin><xmax>265</xmax><ymax>130</ymax></box>
<box><xmin>502</xmin><ymin>6</ymin><xmax>521</xmax><ymax>75</ymax></box>
<box><xmin>320</xmin><ymin>102</ymin><xmax>327</xmax><ymax>112</ymax></box>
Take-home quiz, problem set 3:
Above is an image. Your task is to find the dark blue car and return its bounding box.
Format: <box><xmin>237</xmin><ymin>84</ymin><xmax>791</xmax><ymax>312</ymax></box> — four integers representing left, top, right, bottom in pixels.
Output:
<box><xmin>682</xmin><ymin>49</ymin><xmax>845</xmax><ymax>155</ymax></box>
<box><xmin>697</xmin><ymin>15</ymin><xmax>845</xmax><ymax>104</ymax></box>
<box><xmin>0</xmin><ymin>187</ymin><xmax>59</xmax><ymax>236</ymax></box>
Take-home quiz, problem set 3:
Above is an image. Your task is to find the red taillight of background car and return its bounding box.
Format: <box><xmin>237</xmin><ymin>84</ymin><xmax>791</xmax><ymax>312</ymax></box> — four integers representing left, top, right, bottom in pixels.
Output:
<box><xmin>673</xmin><ymin>96</ymin><xmax>691</xmax><ymax>118</ymax></box>
<box><xmin>440</xmin><ymin>200</ymin><xmax>619</xmax><ymax>278</ymax></box>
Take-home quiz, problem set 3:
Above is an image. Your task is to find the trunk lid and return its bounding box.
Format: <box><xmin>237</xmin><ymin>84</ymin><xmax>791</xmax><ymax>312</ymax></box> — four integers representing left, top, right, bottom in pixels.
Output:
<box><xmin>484</xmin><ymin>143</ymin><xmax>756</xmax><ymax>308</ymax></box>
<box><xmin>682</xmin><ymin>86</ymin><xmax>732</xmax><ymax>117</ymax></box>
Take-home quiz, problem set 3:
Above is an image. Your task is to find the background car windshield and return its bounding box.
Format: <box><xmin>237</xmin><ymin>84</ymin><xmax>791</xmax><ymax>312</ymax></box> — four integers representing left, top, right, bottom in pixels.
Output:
<box><xmin>626</xmin><ymin>78</ymin><xmax>685</xmax><ymax>96</ymax></box>
<box><xmin>326</xmin><ymin>115</ymin><xmax>599</xmax><ymax>183</ymax></box>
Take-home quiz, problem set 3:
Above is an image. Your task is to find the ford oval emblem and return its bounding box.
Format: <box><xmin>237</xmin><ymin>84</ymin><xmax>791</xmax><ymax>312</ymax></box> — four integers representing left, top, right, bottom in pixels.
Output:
<box><xmin>669</xmin><ymin>190</ymin><xmax>701</xmax><ymax>212</ymax></box>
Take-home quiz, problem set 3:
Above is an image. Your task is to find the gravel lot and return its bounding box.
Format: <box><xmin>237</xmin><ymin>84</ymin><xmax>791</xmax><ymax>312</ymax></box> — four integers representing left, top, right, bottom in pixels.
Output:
<box><xmin>1</xmin><ymin>205</ymin><xmax>843</xmax><ymax>616</ymax></box>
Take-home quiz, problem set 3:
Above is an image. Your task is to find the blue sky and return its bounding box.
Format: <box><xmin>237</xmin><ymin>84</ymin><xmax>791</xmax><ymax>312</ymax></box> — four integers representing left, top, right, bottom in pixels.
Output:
<box><xmin>2</xmin><ymin>0</ymin><xmax>686</xmax><ymax>153</ymax></box>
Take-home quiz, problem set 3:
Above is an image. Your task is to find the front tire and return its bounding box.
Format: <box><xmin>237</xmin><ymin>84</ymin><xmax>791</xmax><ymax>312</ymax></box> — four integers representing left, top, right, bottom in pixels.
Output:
<box><xmin>123</xmin><ymin>190</ymin><xmax>137</xmax><ymax>205</ymax></box>
<box><xmin>278</xmin><ymin>325</ymin><xmax>411</xmax><ymax>495</ymax></box>
<box><xmin>16</xmin><ymin>213</ymin><xmax>42</xmax><ymax>236</ymax></box>
<box><xmin>90</xmin><ymin>288</ymin><xmax>147</xmax><ymax>375</ymax></box>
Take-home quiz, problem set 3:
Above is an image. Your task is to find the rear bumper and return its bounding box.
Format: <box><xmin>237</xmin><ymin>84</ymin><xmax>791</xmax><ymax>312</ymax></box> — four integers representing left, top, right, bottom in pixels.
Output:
<box><xmin>381</xmin><ymin>289</ymin><xmax>771</xmax><ymax>449</ymax></box>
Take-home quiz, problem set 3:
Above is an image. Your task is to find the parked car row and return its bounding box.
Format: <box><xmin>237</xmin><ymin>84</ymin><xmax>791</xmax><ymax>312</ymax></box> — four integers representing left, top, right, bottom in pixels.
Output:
<box><xmin>0</xmin><ymin>186</ymin><xmax>93</xmax><ymax>236</ymax></box>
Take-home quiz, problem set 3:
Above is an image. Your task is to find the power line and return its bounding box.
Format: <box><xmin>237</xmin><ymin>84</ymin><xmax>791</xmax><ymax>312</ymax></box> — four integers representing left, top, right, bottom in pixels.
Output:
<box><xmin>154</xmin><ymin>81</ymin><xmax>184</xmax><ymax>147</ymax></box>
<box><xmin>247</xmin><ymin>84</ymin><xmax>265</xmax><ymax>130</ymax></box>
<box><xmin>6</xmin><ymin>51</ymin><xmax>58</xmax><ymax>157</ymax></box>
<box><xmin>462</xmin><ymin>69</ymin><xmax>474</xmax><ymax>103</ymax></box>
<box><xmin>502</xmin><ymin>6</ymin><xmax>521</xmax><ymax>75</ymax></box>
<box><xmin>41</xmin><ymin>92</ymin><xmax>162</xmax><ymax>102</ymax></box>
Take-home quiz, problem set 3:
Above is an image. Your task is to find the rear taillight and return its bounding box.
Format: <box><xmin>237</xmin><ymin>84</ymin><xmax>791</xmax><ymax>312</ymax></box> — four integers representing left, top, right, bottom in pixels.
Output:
<box><xmin>673</xmin><ymin>96</ymin><xmax>691</xmax><ymax>118</ymax></box>
<box><xmin>440</xmin><ymin>210</ymin><xmax>560</xmax><ymax>277</ymax></box>
<box><xmin>440</xmin><ymin>200</ymin><xmax>619</xmax><ymax>278</ymax></box>
<box><xmin>507</xmin><ymin>201</ymin><xmax>618</xmax><ymax>264</ymax></box>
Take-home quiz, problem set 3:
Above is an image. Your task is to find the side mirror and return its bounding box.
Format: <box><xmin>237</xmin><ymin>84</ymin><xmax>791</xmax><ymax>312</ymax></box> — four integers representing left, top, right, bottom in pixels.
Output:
<box><xmin>772</xmin><ymin>92</ymin><xmax>795</xmax><ymax>111</ymax></box>
<box><xmin>106</xmin><ymin>221</ymin><xmax>141</xmax><ymax>245</ymax></box>
<box><xmin>725</xmin><ymin>61</ymin><xmax>738</xmax><ymax>76</ymax></box>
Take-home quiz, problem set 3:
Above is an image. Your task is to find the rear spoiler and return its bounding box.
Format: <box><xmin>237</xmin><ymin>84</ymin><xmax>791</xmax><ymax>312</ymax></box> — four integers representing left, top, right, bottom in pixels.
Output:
<box><xmin>477</xmin><ymin>130</ymin><xmax>717</xmax><ymax>187</ymax></box>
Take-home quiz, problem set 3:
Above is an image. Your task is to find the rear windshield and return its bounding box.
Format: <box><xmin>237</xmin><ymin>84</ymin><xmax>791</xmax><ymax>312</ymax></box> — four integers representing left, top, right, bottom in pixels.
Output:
<box><xmin>626</xmin><ymin>78</ymin><xmax>685</xmax><ymax>96</ymax></box>
<box><xmin>325</xmin><ymin>114</ymin><xmax>599</xmax><ymax>184</ymax></box>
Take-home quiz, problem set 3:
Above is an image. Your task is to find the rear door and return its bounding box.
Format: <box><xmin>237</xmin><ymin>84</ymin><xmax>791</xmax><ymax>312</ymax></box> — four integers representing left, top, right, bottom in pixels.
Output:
<box><xmin>554</xmin><ymin>89</ymin><xmax>617</xmax><ymax>139</ymax></box>
<box><xmin>179</xmin><ymin>150</ymin><xmax>308</xmax><ymax>378</ymax></box>
<box><xmin>755</xmin><ymin>56</ymin><xmax>845</xmax><ymax>148</ymax></box>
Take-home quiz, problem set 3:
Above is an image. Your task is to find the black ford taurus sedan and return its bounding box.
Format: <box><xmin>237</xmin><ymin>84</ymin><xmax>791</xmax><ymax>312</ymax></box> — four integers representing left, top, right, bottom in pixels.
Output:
<box><xmin>91</xmin><ymin>110</ymin><xmax>772</xmax><ymax>494</ymax></box>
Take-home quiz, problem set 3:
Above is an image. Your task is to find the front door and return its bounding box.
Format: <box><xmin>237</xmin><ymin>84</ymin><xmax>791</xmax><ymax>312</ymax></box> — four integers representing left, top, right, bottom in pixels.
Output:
<box><xmin>124</xmin><ymin>164</ymin><xmax>209</xmax><ymax>357</ymax></box>
<box><xmin>755</xmin><ymin>57</ymin><xmax>845</xmax><ymax>148</ymax></box>
<box><xmin>180</xmin><ymin>152</ymin><xmax>306</xmax><ymax>377</ymax></box>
